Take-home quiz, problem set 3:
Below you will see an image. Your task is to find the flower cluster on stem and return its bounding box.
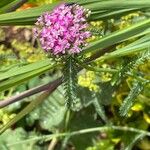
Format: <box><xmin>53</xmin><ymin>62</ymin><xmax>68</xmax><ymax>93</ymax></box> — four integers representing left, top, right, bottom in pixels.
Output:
<box><xmin>34</xmin><ymin>4</ymin><xmax>91</xmax><ymax>55</ymax></box>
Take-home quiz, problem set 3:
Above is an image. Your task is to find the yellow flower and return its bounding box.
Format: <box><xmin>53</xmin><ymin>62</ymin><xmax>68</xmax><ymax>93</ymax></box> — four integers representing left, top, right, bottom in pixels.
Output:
<box><xmin>111</xmin><ymin>138</ymin><xmax>121</xmax><ymax>144</ymax></box>
<box><xmin>131</xmin><ymin>103</ymin><xmax>143</xmax><ymax>112</ymax></box>
<box><xmin>144</xmin><ymin>113</ymin><xmax>150</xmax><ymax>124</ymax></box>
<box><xmin>78</xmin><ymin>71</ymin><xmax>99</xmax><ymax>92</ymax></box>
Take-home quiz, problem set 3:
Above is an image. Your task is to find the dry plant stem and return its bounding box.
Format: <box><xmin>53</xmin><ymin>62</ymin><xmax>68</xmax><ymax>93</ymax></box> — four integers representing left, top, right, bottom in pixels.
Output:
<box><xmin>0</xmin><ymin>78</ymin><xmax>62</xmax><ymax>108</ymax></box>
<box><xmin>48</xmin><ymin>137</ymin><xmax>58</xmax><ymax>150</ymax></box>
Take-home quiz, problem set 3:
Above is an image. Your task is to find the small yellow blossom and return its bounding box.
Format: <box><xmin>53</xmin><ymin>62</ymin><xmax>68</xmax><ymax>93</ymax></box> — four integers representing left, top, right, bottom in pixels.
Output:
<box><xmin>78</xmin><ymin>71</ymin><xmax>99</xmax><ymax>92</ymax></box>
<box><xmin>131</xmin><ymin>103</ymin><xmax>143</xmax><ymax>112</ymax></box>
<box><xmin>111</xmin><ymin>138</ymin><xmax>121</xmax><ymax>144</ymax></box>
<box><xmin>144</xmin><ymin>113</ymin><xmax>150</xmax><ymax>124</ymax></box>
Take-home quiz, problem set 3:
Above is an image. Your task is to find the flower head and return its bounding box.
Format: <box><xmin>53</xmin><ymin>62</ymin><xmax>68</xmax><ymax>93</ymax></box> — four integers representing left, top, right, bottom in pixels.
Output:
<box><xmin>34</xmin><ymin>4</ymin><xmax>91</xmax><ymax>55</ymax></box>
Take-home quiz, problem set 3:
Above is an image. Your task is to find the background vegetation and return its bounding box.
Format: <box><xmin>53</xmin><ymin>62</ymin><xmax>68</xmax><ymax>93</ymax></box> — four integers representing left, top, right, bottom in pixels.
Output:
<box><xmin>0</xmin><ymin>0</ymin><xmax>149</xmax><ymax>149</ymax></box>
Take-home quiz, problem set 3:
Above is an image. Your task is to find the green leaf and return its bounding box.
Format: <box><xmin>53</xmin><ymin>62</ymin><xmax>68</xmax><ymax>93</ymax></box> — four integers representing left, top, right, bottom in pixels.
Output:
<box><xmin>0</xmin><ymin>0</ymin><xmax>149</xmax><ymax>25</ymax></box>
<box><xmin>124</xmin><ymin>133</ymin><xmax>146</xmax><ymax>150</ymax></box>
<box><xmin>85</xmin><ymin>0</ymin><xmax>150</xmax><ymax>11</ymax></box>
<box><xmin>63</xmin><ymin>56</ymin><xmax>78</xmax><ymax>109</ymax></box>
<box><xmin>0</xmin><ymin>59</ymin><xmax>52</xmax><ymax>81</ymax></box>
<box><xmin>89</xmin><ymin>9</ymin><xmax>137</xmax><ymax>20</ymax></box>
<box><xmin>0</xmin><ymin>63</ymin><xmax>57</xmax><ymax>92</ymax></box>
<box><xmin>98</xmin><ymin>82</ymin><xmax>116</xmax><ymax>105</ymax></box>
<box><xmin>93</xmin><ymin>95</ymin><xmax>108</xmax><ymax>123</ymax></box>
<box><xmin>111</xmin><ymin>58</ymin><xmax>132</xmax><ymax>86</ymax></box>
<box><xmin>27</xmin><ymin>86</ymin><xmax>67</xmax><ymax>130</ymax></box>
<box><xmin>125</xmin><ymin>34</ymin><xmax>150</xmax><ymax>48</ymax></box>
<box><xmin>82</xmin><ymin>19</ymin><xmax>150</xmax><ymax>55</ymax></box>
<box><xmin>77</xmin><ymin>86</ymin><xmax>111</xmax><ymax>122</ymax></box>
<box><xmin>69</xmin><ymin>107</ymin><xmax>100</xmax><ymax>150</ymax></box>
<box><xmin>77</xmin><ymin>87</ymin><xmax>95</xmax><ymax>107</ymax></box>
<box><xmin>0</xmin><ymin>0</ymin><xmax>27</xmax><ymax>14</ymax></box>
<box><xmin>131</xmin><ymin>49</ymin><xmax>150</xmax><ymax>71</ymax></box>
<box><xmin>0</xmin><ymin>128</ymin><xmax>41</xmax><ymax>150</ymax></box>
<box><xmin>119</xmin><ymin>81</ymin><xmax>144</xmax><ymax>116</ymax></box>
<box><xmin>0</xmin><ymin>2</ymin><xmax>58</xmax><ymax>25</ymax></box>
<box><xmin>0</xmin><ymin>90</ymin><xmax>52</xmax><ymax>134</ymax></box>
<box><xmin>0</xmin><ymin>0</ymin><xmax>14</xmax><ymax>9</ymax></box>
<box><xmin>111</xmin><ymin>47</ymin><xmax>150</xmax><ymax>86</ymax></box>
<box><xmin>99</xmin><ymin>40</ymin><xmax>150</xmax><ymax>61</ymax></box>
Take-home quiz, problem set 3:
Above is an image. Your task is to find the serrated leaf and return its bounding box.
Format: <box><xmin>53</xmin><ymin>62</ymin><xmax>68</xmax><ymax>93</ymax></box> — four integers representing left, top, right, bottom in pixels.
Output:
<box><xmin>125</xmin><ymin>133</ymin><xmax>146</xmax><ymax>150</ymax></box>
<box><xmin>93</xmin><ymin>95</ymin><xmax>108</xmax><ymax>123</ymax></box>
<box><xmin>39</xmin><ymin>86</ymin><xmax>67</xmax><ymax>131</ymax></box>
<box><xmin>98</xmin><ymin>82</ymin><xmax>116</xmax><ymax>105</ymax></box>
<box><xmin>131</xmin><ymin>49</ymin><xmax>150</xmax><ymax>71</ymax></box>
<box><xmin>120</xmin><ymin>81</ymin><xmax>144</xmax><ymax>116</ymax></box>
<box><xmin>77</xmin><ymin>86</ymin><xmax>109</xmax><ymax>122</ymax></box>
<box><xmin>0</xmin><ymin>128</ymin><xmax>41</xmax><ymax>150</ymax></box>
<box><xmin>0</xmin><ymin>83</ymin><xmax>59</xmax><ymax>134</ymax></box>
<box><xmin>63</xmin><ymin>56</ymin><xmax>78</xmax><ymax>109</ymax></box>
<box><xmin>77</xmin><ymin>87</ymin><xmax>95</xmax><ymax>107</ymax></box>
<box><xmin>27</xmin><ymin>86</ymin><xmax>67</xmax><ymax>130</ymax></box>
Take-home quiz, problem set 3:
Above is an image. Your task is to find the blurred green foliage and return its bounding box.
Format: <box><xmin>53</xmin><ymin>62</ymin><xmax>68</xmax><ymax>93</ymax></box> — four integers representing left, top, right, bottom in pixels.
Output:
<box><xmin>0</xmin><ymin>0</ymin><xmax>149</xmax><ymax>150</ymax></box>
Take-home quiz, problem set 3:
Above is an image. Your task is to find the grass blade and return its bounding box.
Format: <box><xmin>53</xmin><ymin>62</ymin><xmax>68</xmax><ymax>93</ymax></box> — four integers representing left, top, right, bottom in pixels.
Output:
<box><xmin>0</xmin><ymin>0</ymin><xmax>27</xmax><ymax>14</ymax></box>
<box><xmin>82</xmin><ymin>19</ymin><xmax>150</xmax><ymax>55</ymax></box>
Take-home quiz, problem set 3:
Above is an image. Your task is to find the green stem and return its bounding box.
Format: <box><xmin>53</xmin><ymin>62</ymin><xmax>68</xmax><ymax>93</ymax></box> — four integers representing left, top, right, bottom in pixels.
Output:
<box><xmin>77</xmin><ymin>58</ymin><xmax>150</xmax><ymax>83</ymax></box>
<box><xmin>126</xmin><ymin>72</ymin><xmax>150</xmax><ymax>83</ymax></box>
<box><xmin>76</xmin><ymin>58</ymin><xmax>118</xmax><ymax>73</ymax></box>
<box><xmin>7</xmin><ymin>125</ymin><xmax>150</xmax><ymax>146</ymax></box>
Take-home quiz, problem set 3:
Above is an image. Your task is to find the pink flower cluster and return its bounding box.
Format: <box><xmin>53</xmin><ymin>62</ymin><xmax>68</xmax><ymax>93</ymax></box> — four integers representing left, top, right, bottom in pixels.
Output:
<box><xmin>34</xmin><ymin>4</ymin><xmax>91</xmax><ymax>55</ymax></box>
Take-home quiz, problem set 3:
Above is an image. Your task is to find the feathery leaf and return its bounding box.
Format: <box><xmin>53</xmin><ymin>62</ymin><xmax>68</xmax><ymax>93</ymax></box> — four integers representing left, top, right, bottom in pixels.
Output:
<box><xmin>63</xmin><ymin>56</ymin><xmax>79</xmax><ymax>109</ymax></box>
<box><xmin>93</xmin><ymin>94</ymin><xmax>108</xmax><ymax>123</ymax></box>
<box><xmin>119</xmin><ymin>81</ymin><xmax>144</xmax><ymax>116</ymax></box>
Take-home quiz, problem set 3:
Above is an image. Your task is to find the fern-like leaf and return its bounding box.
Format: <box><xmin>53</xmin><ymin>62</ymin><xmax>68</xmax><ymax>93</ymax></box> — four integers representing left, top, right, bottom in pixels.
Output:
<box><xmin>112</xmin><ymin>49</ymin><xmax>150</xmax><ymax>86</ymax></box>
<box><xmin>124</xmin><ymin>133</ymin><xmax>146</xmax><ymax>150</ymax></box>
<box><xmin>93</xmin><ymin>94</ymin><xmax>108</xmax><ymax>123</ymax></box>
<box><xmin>26</xmin><ymin>86</ymin><xmax>67</xmax><ymax>131</ymax></box>
<box><xmin>63</xmin><ymin>55</ymin><xmax>78</xmax><ymax>109</ymax></box>
<box><xmin>119</xmin><ymin>81</ymin><xmax>144</xmax><ymax>116</ymax></box>
<box><xmin>88</xmin><ymin>26</ymin><xmax>104</xmax><ymax>36</ymax></box>
<box><xmin>111</xmin><ymin>58</ymin><xmax>133</xmax><ymax>86</ymax></box>
<box><xmin>131</xmin><ymin>49</ymin><xmax>150</xmax><ymax>71</ymax></box>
